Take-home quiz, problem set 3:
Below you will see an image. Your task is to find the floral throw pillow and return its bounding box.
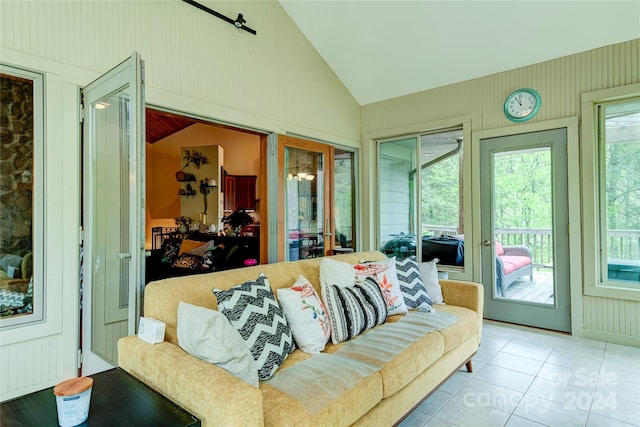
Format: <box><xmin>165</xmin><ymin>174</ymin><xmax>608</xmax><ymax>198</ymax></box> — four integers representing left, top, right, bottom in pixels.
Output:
<box><xmin>172</xmin><ymin>253</ymin><xmax>204</xmax><ymax>270</ymax></box>
<box><xmin>353</xmin><ymin>257</ymin><xmax>408</xmax><ymax>316</ymax></box>
<box><xmin>276</xmin><ymin>275</ymin><xmax>330</xmax><ymax>354</ymax></box>
<box><xmin>160</xmin><ymin>238</ymin><xmax>182</xmax><ymax>264</ymax></box>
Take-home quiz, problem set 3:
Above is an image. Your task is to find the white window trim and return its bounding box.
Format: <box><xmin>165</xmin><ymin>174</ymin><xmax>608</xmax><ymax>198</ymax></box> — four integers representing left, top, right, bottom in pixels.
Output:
<box><xmin>581</xmin><ymin>83</ymin><xmax>640</xmax><ymax>301</ymax></box>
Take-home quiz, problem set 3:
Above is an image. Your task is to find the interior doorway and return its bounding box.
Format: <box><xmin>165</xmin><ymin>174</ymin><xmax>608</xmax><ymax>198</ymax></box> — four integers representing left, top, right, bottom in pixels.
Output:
<box><xmin>144</xmin><ymin>108</ymin><xmax>269</xmax><ymax>268</ymax></box>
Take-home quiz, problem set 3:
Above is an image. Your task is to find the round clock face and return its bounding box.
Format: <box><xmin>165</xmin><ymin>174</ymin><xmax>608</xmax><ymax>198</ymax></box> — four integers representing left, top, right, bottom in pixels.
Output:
<box><xmin>504</xmin><ymin>88</ymin><xmax>541</xmax><ymax>122</ymax></box>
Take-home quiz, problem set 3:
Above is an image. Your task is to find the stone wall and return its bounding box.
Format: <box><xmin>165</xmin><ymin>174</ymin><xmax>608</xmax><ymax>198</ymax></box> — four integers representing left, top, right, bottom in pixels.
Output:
<box><xmin>0</xmin><ymin>74</ymin><xmax>33</xmax><ymax>256</ymax></box>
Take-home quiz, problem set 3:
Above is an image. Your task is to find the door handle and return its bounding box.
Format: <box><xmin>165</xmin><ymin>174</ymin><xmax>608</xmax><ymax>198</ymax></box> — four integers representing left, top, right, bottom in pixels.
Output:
<box><xmin>482</xmin><ymin>240</ymin><xmax>493</xmax><ymax>246</ymax></box>
<box><xmin>115</xmin><ymin>252</ymin><xmax>132</xmax><ymax>259</ymax></box>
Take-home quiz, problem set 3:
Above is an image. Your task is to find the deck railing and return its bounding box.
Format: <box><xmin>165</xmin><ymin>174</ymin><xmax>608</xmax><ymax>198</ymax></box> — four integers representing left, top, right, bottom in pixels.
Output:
<box><xmin>422</xmin><ymin>225</ymin><xmax>640</xmax><ymax>267</ymax></box>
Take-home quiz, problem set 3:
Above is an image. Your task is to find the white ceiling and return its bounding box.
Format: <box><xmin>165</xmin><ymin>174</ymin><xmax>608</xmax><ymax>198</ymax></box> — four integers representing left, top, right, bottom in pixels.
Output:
<box><xmin>279</xmin><ymin>1</ymin><xmax>640</xmax><ymax>105</ymax></box>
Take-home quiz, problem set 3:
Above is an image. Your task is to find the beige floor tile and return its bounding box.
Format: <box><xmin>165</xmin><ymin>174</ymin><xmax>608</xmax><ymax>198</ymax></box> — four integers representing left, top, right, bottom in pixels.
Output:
<box><xmin>514</xmin><ymin>395</ymin><xmax>589</xmax><ymax>427</ymax></box>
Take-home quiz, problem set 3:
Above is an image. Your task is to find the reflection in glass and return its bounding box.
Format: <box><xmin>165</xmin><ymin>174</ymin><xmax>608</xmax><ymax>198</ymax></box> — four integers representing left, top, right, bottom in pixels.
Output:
<box><xmin>285</xmin><ymin>147</ymin><xmax>324</xmax><ymax>260</ymax></box>
<box><xmin>0</xmin><ymin>70</ymin><xmax>37</xmax><ymax>321</ymax></box>
<box><xmin>334</xmin><ymin>149</ymin><xmax>354</xmax><ymax>252</ymax></box>
<box><xmin>420</xmin><ymin>130</ymin><xmax>463</xmax><ymax>266</ymax></box>
<box><xmin>378</xmin><ymin>137</ymin><xmax>417</xmax><ymax>259</ymax></box>
<box><xmin>90</xmin><ymin>87</ymin><xmax>131</xmax><ymax>364</ymax></box>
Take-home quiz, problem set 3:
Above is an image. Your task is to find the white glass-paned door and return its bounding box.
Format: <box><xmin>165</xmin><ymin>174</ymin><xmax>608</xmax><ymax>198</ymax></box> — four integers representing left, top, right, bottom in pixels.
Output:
<box><xmin>82</xmin><ymin>53</ymin><xmax>145</xmax><ymax>375</ymax></box>
<box><xmin>480</xmin><ymin>128</ymin><xmax>570</xmax><ymax>332</ymax></box>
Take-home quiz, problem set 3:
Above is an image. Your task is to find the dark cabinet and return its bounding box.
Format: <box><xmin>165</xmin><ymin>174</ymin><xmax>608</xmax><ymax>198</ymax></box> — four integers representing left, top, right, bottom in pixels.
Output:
<box><xmin>223</xmin><ymin>175</ymin><xmax>236</xmax><ymax>211</ymax></box>
<box><xmin>235</xmin><ymin>176</ymin><xmax>257</xmax><ymax>210</ymax></box>
<box><xmin>224</xmin><ymin>175</ymin><xmax>256</xmax><ymax>211</ymax></box>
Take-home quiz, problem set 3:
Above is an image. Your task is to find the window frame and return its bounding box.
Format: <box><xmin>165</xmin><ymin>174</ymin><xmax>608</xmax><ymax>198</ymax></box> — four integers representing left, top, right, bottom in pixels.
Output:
<box><xmin>581</xmin><ymin>83</ymin><xmax>640</xmax><ymax>301</ymax></box>
<box><xmin>0</xmin><ymin>63</ymin><xmax>45</xmax><ymax>328</ymax></box>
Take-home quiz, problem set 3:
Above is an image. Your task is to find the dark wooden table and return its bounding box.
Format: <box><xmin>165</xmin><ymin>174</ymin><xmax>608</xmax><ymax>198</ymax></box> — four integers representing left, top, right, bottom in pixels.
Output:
<box><xmin>0</xmin><ymin>368</ymin><xmax>200</xmax><ymax>427</ymax></box>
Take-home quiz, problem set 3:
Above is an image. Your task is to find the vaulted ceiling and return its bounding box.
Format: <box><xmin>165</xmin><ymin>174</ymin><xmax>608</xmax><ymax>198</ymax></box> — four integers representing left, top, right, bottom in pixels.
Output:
<box><xmin>280</xmin><ymin>1</ymin><xmax>640</xmax><ymax>105</ymax></box>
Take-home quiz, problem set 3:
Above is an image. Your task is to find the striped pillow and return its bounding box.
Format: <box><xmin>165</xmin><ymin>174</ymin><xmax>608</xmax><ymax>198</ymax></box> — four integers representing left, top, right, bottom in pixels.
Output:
<box><xmin>321</xmin><ymin>277</ymin><xmax>387</xmax><ymax>345</ymax></box>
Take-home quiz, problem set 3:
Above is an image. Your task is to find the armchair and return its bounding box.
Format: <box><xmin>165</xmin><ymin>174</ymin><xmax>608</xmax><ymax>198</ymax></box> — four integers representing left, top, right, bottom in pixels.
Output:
<box><xmin>495</xmin><ymin>242</ymin><xmax>533</xmax><ymax>297</ymax></box>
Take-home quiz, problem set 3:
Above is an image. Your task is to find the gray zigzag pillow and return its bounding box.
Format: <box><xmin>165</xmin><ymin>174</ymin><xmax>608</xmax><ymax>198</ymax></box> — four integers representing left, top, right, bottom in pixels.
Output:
<box><xmin>396</xmin><ymin>256</ymin><xmax>433</xmax><ymax>310</ymax></box>
<box><xmin>213</xmin><ymin>274</ymin><xmax>295</xmax><ymax>380</ymax></box>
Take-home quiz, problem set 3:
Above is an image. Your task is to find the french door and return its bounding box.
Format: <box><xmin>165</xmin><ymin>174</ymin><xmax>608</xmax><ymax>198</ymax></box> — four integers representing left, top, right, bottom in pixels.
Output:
<box><xmin>81</xmin><ymin>53</ymin><xmax>145</xmax><ymax>374</ymax></box>
<box><xmin>277</xmin><ymin>136</ymin><xmax>334</xmax><ymax>261</ymax></box>
<box><xmin>480</xmin><ymin>128</ymin><xmax>570</xmax><ymax>332</ymax></box>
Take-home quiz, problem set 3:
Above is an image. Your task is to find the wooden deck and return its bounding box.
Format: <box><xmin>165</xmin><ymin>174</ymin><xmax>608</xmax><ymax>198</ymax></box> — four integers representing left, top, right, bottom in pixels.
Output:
<box><xmin>502</xmin><ymin>269</ymin><xmax>554</xmax><ymax>304</ymax></box>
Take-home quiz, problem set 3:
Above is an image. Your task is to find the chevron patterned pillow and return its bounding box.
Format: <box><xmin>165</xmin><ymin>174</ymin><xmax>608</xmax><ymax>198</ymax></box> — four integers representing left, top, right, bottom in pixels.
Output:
<box><xmin>396</xmin><ymin>256</ymin><xmax>433</xmax><ymax>311</ymax></box>
<box><xmin>213</xmin><ymin>274</ymin><xmax>295</xmax><ymax>381</ymax></box>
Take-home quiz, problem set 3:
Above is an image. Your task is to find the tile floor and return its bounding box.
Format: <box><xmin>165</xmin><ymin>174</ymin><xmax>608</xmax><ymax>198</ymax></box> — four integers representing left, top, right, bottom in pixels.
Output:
<box><xmin>399</xmin><ymin>320</ymin><xmax>640</xmax><ymax>427</ymax></box>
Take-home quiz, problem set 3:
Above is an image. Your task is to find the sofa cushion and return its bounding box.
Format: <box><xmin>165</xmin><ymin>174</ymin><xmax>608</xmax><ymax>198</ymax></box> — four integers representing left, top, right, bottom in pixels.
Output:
<box><xmin>353</xmin><ymin>257</ymin><xmax>408</xmax><ymax>315</ymax></box>
<box><xmin>178</xmin><ymin>239</ymin><xmax>208</xmax><ymax>255</ymax></box>
<box><xmin>277</xmin><ymin>275</ymin><xmax>330</xmax><ymax>354</ymax></box>
<box><xmin>261</xmin><ymin>357</ymin><xmax>383</xmax><ymax>426</ymax></box>
<box><xmin>396</xmin><ymin>256</ymin><xmax>432</xmax><ymax>310</ymax></box>
<box><xmin>418</xmin><ymin>258</ymin><xmax>444</xmax><ymax>304</ymax></box>
<box><xmin>500</xmin><ymin>255</ymin><xmax>531</xmax><ymax>275</ymax></box>
<box><xmin>213</xmin><ymin>274</ymin><xmax>295</xmax><ymax>380</ymax></box>
<box><xmin>186</xmin><ymin>240</ymin><xmax>215</xmax><ymax>256</ymax></box>
<box><xmin>176</xmin><ymin>302</ymin><xmax>259</xmax><ymax>387</ymax></box>
<box><xmin>321</xmin><ymin>277</ymin><xmax>387</xmax><ymax>345</ymax></box>
<box><xmin>433</xmin><ymin>304</ymin><xmax>480</xmax><ymax>353</ymax></box>
<box><xmin>335</xmin><ymin>310</ymin><xmax>455</xmax><ymax>398</ymax></box>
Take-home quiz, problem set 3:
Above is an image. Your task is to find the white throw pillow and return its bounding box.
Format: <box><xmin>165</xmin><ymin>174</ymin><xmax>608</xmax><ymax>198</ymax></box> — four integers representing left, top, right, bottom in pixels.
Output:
<box><xmin>177</xmin><ymin>301</ymin><xmax>259</xmax><ymax>387</ymax></box>
<box><xmin>353</xmin><ymin>257</ymin><xmax>408</xmax><ymax>315</ymax></box>
<box><xmin>418</xmin><ymin>258</ymin><xmax>445</xmax><ymax>304</ymax></box>
<box><xmin>319</xmin><ymin>257</ymin><xmax>355</xmax><ymax>288</ymax></box>
<box><xmin>277</xmin><ymin>275</ymin><xmax>330</xmax><ymax>354</ymax></box>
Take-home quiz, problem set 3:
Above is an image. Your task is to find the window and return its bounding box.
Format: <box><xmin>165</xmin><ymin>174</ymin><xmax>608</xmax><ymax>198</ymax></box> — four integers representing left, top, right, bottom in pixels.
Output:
<box><xmin>597</xmin><ymin>98</ymin><xmax>640</xmax><ymax>289</ymax></box>
<box><xmin>377</xmin><ymin>128</ymin><xmax>464</xmax><ymax>266</ymax></box>
<box><xmin>0</xmin><ymin>64</ymin><xmax>44</xmax><ymax>327</ymax></box>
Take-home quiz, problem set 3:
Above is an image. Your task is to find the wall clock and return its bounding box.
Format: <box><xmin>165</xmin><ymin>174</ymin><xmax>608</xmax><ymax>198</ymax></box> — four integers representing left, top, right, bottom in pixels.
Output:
<box><xmin>503</xmin><ymin>88</ymin><xmax>541</xmax><ymax>122</ymax></box>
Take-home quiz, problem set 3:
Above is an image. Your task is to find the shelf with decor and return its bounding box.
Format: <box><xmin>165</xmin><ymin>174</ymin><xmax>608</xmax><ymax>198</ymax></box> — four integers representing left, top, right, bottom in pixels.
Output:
<box><xmin>177</xmin><ymin>174</ymin><xmax>197</xmax><ymax>198</ymax></box>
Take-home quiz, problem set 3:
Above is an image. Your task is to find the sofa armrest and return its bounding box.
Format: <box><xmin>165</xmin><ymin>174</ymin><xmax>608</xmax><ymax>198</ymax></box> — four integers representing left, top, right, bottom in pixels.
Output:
<box><xmin>440</xmin><ymin>279</ymin><xmax>484</xmax><ymax>317</ymax></box>
<box><xmin>118</xmin><ymin>336</ymin><xmax>264</xmax><ymax>427</ymax></box>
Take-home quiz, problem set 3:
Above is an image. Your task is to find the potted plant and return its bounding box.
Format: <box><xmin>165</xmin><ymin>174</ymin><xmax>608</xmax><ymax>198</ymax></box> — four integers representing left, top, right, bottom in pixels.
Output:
<box><xmin>222</xmin><ymin>209</ymin><xmax>254</xmax><ymax>235</ymax></box>
<box><xmin>182</xmin><ymin>150</ymin><xmax>209</xmax><ymax>169</ymax></box>
<box><xmin>175</xmin><ymin>216</ymin><xmax>192</xmax><ymax>233</ymax></box>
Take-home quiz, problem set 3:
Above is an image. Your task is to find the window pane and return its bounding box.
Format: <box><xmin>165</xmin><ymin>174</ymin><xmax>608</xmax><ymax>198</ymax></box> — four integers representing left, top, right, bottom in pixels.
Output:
<box><xmin>602</xmin><ymin>100</ymin><xmax>640</xmax><ymax>285</ymax></box>
<box><xmin>0</xmin><ymin>69</ymin><xmax>40</xmax><ymax>323</ymax></box>
<box><xmin>285</xmin><ymin>147</ymin><xmax>324</xmax><ymax>260</ymax></box>
<box><xmin>378</xmin><ymin>138</ymin><xmax>417</xmax><ymax>259</ymax></box>
<box><xmin>420</xmin><ymin>130</ymin><xmax>463</xmax><ymax>266</ymax></box>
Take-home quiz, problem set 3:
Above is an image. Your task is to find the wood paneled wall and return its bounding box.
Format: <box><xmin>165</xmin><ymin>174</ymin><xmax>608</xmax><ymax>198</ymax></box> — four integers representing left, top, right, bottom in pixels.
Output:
<box><xmin>362</xmin><ymin>39</ymin><xmax>640</xmax><ymax>345</ymax></box>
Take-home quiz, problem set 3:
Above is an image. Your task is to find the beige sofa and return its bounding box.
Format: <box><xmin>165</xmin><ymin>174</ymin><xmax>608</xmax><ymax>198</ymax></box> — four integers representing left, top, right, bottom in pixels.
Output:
<box><xmin>118</xmin><ymin>251</ymin><xmax>483</xmax><ymax>426</ymax></box>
